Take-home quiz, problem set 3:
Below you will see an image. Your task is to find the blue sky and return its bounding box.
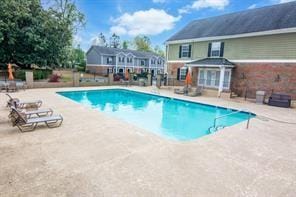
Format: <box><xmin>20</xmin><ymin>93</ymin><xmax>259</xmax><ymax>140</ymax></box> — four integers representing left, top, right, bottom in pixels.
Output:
<box><xmin>74</xmin><ymin>0</ymin><xmax>293</xmax><ymax>51</ymax></box>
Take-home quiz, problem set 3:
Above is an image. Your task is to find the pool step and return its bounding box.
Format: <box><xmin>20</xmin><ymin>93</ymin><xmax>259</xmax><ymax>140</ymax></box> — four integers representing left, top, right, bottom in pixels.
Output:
<box><xmin>208</xmin><ymin>125</ymin><xmax>225</xmax><ymax>133</ymax></box>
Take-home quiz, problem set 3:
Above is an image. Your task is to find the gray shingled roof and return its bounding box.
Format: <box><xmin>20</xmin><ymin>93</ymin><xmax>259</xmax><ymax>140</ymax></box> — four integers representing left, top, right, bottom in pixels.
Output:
<box><xmin>88</xmin><ymin>46</ymin><xmax>163</xmax><ymax>59</ymax></box>
<box><xmin>187</xmin><ymin>58</ymin><xmax>235</xmax><ymax>66</ymax></box>
<box><xmin>167</xmin><ymin>1</ymin><xmax>296</xmax><ymax>42</ymax></box>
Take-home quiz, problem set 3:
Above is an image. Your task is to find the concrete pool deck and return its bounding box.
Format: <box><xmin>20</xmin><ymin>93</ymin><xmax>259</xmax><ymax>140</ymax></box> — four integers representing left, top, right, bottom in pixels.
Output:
<box><xmin>0</xmin><ymin>86</ymin><xmax>295</xmax><ymax>196</ymax></box>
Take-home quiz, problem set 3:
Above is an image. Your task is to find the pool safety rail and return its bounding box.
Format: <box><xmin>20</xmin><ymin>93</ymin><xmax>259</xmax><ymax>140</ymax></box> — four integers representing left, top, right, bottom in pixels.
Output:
<box><xmin>208</xmin><ymin>109</ymin><xmax>252</xmax><ymax>133</ymax></box>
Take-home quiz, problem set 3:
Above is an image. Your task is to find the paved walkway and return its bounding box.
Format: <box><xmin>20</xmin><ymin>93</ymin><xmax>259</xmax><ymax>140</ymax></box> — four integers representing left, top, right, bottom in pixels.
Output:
<box><xmin>0</xmin><ymin>86</ymin><xmax>295</xmax><ymax>196</ymax></box>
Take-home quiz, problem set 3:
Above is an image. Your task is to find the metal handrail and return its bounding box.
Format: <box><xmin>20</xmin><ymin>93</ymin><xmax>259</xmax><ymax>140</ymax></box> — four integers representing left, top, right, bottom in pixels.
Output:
<box><xmin>210</xmin><ymin>109</ymin><xmax>252</xmax><ymax>132</ymax></box>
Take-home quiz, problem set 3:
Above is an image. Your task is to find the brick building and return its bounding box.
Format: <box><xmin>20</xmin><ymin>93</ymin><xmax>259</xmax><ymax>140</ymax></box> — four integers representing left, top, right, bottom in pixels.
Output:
<box><xmin>165</xmin><ymin>2</ymin><xmax>296</xmax><ymax>99</ymax></box>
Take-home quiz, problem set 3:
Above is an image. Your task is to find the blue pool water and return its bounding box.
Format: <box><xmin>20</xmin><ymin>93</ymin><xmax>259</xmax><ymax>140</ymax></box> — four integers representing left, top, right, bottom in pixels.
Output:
<box><xmin>58</xmin><ymin>89</ymin><xmax>254</xmax><ymax>141</ymax></box>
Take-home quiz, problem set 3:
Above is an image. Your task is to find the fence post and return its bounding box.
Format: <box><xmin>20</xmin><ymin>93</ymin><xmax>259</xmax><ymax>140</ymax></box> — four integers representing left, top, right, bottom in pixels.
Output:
<box><xmin>147</xmin><ymin>73</ymin><xmax>152</xmax><ymax>86</ymax></box>
<box><xmin>156</xmin><ymin>74</ymin><xmax>162</xmax><ymax>88</ymax></box>
<box><xmin>108</xmin><ymin>73</ymin><xmax>113</xmax><ymax>85</ymax></box>
<box><xmin>73</xmin><ymin>71</ymin><xmax>80</xmax><ymax>87</ymax></box>
<box><xmin>25</xmin><ymin>71</ymin><xmax>34</xmax><ymax>88</ymax></box>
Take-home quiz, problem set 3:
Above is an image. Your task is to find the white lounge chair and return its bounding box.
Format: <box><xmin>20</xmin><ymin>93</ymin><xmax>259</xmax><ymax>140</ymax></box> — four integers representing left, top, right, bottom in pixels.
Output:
<box><xmin>9</xmin><ymin>107</ymin><xmax>63</xmax><ymax>132</ymax></box>
<box><xmin>6</xmin><ymin>94</ymin><xmax>42</xmax><ymax>109</ymax></box>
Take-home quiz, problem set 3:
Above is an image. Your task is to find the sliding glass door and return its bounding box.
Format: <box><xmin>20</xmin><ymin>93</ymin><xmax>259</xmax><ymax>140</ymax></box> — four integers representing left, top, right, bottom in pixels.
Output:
<box><xmin>198</xmin><ymin>68</ymin><xmax>231</xmax><ymax>90</ymax></box>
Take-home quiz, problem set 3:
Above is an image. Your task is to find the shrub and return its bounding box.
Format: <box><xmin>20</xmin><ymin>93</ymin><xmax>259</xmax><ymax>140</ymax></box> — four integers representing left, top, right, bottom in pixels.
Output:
<box><xmin>14</xmin><ymin>70</ymin><xmax>26</xmax><ymax>80</ymax></box>
<box><xmin>76</xmin><ymin>66</ymin><xmax>85</xmax><ymax>72</ymax></box>
<box><xmin>137</xmin><ymin>72</ymin><xmax>148</xmax><ymax>79</ymax></box>
<box><xmin>48</xmin><ymin>74</ymin><xmax>61</xmax><ymax>82</ymax></box>
<box><xmin>113</xmin><ymin>73</ymin><xmax>123</xmax><ymax>81</ymax></box>
<box><xmin>11</xmin><ymin>69</ymin><xmax>53</xmax><ymax>81</ymax></box>
<box><xmin>33</xmin><ymin>69</ymin><xmax>52</xmax><ymax>80</ymax></box>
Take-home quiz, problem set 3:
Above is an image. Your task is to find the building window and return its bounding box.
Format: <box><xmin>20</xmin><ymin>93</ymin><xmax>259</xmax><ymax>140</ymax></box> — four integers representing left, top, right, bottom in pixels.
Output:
<box><xmin>198</xmin><ymin>68</ymin><xmax>231</xmax><ymax>89</ymax></box>
<box><xmin>107</xmin><ymin>57</ymin><xmax>113</xmax><ymax>64</ymax></box>
<box><xmin>179</xmin><ymin>67</ymin><xmax>187</xmax><ymax>81</ymax></box>
<box><xmin>199</xmin><ymin>70</ymin><xmax>205</xmax><ymax>85</ymax></box>
<box><xmin>223</xmin><ymin>71</ymin><xmax>230</xmax><ymax>88</ymax></box>
<box><xmin>118</xmin><ymin>56</ymin><xmax>125</xmax><ymax>63</ymax></box>
<box><xmin>157</xmin><ymin>59</ymin><xmax>162</xmax><ymax>64</ymax></box>
<box><xmin>210</xmin><ymin>42</ymin><xmax>221</xmax><ymax>57</ymax></box>
<box><xmin>151</xmin><ymin>59</ymin><xmax>156</xmax><ymax>64</ymax></box>
<box><xmin>127</xmin><ymin>57</ymin><xmax>133</xmax><ymax>63</ymax></box>
<box><xmin>140</xmin><ymin>60</ymin><xmax>145</xmax><ymax>66</ymax></box>
<box><xmin>180</xmin><ymin>44</ymin><xmax>191</xmax><ymax>58</ymax></box>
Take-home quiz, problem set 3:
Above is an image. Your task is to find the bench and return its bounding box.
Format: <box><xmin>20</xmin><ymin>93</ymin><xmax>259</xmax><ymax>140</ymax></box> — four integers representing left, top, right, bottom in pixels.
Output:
<box><xmin>268</xmin><ymin>93</ymin><xmax>291</xmax><ymax>108</ymax></box>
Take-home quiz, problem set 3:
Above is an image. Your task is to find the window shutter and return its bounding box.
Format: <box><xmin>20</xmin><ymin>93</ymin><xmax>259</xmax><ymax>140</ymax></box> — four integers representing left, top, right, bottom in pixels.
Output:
<box><xmin>177</xmin><ymin>68</ymin><xmax>180</xmax><ymax>80</ymax></box>
<box><xmin>179</xmin><ymin>46</ymin><xmax>182</xmax><ymax>58</ymax></box>
<box><xmin>188</xmin><ymin>45</ymin><xmax>192</xmax><ymax>58</ymax></box>
<box><xmin>220</xmin><ymin>42</ymin><xmax>224</xmax><ymax>57</ymax></box>
<box><xmin>207</xmin><ymin>43</ymin><xmax>212</xmax><ymax>57</ymax></box>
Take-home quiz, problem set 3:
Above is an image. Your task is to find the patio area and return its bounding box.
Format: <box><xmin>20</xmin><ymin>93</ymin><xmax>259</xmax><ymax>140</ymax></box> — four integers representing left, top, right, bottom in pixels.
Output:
<box><xmin>0</xmin><ymin>86</ymin><xmax>295</xmax><ymax>196</ymax></box>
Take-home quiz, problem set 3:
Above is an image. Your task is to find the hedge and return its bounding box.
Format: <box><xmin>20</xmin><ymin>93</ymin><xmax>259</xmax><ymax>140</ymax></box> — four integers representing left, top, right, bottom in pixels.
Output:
<box><xmin>14</xmin><ymin>69</ymin><xmax>53</xmax><ymax>81</ymax></box>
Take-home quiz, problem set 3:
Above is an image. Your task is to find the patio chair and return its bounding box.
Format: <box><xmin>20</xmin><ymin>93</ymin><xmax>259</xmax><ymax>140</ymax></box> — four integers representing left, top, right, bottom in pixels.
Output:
<box><xmin>6</xmin><ymin>93</ymin><xmax>42</xmax><ymax>109</ymax></box>
<box><xmin>187</xmin><ymin>87</ymin><xmax>203</xmax><ymax>97</ymax></box>
<box><xmin>16</xmin><ymin>81</ymin><xmax>27</xmax><ymax>90</ymax></box>
<box><xmin>268</xmin><ymin>93</ymin><xmax>291</xmax><ymax>108</ymax></box>
<box><xmin>7</xmin><ymin>81</ymin><xmax>17</xmax><ymax>92</ymax></box>
<box><xmin>174</xmin><ymin>86</ymin><xmax>189</xmax><ymax>94</ymax></box>
<box><xmin>9</xmin><ymin>107</ymin><xmax>63</xmax><ymax>132</ymax></box>
<box><xmin>0</xmin><ymin>81</ymin><xmax>7</xmax><ymax>92</ymax></box>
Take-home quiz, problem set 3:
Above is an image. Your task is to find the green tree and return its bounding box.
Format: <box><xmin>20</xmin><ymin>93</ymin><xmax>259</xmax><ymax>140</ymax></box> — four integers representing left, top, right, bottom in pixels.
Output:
<box><xmin>109</xmin><ymin>33</ymin><xmax>120</xmax><ymax>48</ymax></box>
<box><xmin>72</xmin><ymin>45</ymin><xmax>86</xmax><ymax>67</ymax></box>
<box><xmin>98</xmin><ymin>32</ymin><xmax>107</xmax><ymax>46</ymax></box>
<box><xmin>0</xmin><ymin>0</ymin><xmax>85</xmax><ymax>68</ymax></box>
<box><xmin>153</xmin><ymin>45</ymin><xmax>165</xmax><ymax>57</ymax></box>
<box><xmin>122</xmin><ymin>40</ymin><xmax>129</xmax><ymax>49</ymax></box>
<box><xmin>46</xmin><ymin>0</ymin><xmax>85</xmax><ymax>67</ymax></box>
<box><xmin>133</xmin><ymin>35</ymin><xmax>152</xmax><ymax>52</ymax></box>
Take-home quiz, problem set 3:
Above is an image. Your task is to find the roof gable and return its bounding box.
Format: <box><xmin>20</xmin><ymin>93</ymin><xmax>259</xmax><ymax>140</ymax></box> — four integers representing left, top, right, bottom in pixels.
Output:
<box><xmin>89</xmin><ymin>46</ymin><xmax>162</xmax><ymax>59</ymax></box>
<box><xmin>167</xmin><ymin>1</ymin><xmax>296</xmax><ymax>42</ymax></box>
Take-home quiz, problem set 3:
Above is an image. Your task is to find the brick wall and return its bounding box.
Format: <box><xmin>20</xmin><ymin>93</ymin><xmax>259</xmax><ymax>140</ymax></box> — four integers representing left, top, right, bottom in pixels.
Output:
<box><xmin>167</xmin><ymin>63</ymin><xmax>198</xmax><ymax>86</ymax></box>
<box><xmin>232</xmin><ymin>63</ymin><xmax>296</xmax><ymax>99</ymax></box>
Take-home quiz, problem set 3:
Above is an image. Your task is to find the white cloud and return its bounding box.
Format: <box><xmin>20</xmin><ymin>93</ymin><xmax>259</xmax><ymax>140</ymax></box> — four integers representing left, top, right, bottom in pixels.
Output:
<box><xmin>278</xmin><ymin>0</ymin><xmax>294</xmax><ymax>3</ymax></box>
<box><xmin>248</xmin><ymin>4</ymin><xmax>257</xmax><ymax>9</ymax></box>
<box><xmin>117</xmin><ymin>4</ymin><xmax>123</xmax><ymax>13</ymax></box>
<box><xmin>179</xmin><ymin>0</ymin><xmax>230</xmax><ymax>14</ymax></box>
<box><xmin>110</xmin><ymin>26</ymin><xmax>127</xmax><ymax>35</ymax></box>
<box><xmin>110</xmin><ymin>9</ymin><xmax>181</xmax><ymax>36</ymax></box>
<box><xmin>152</xmin><ymin>0</ymin><xmax>166</xmax><ymax>3</ymax></box>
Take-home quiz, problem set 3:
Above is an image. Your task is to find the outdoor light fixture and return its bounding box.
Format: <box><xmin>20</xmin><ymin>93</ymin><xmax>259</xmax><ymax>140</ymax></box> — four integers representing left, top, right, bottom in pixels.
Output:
<box><xmin>240</xmin><ymin>73</ymin><xmax>246</xmax><ymax>79</ymax></box>
<box><xmin>275</xmin><ymin>74</ymin><xmax>281</xmax><ymax>82</ymax></box>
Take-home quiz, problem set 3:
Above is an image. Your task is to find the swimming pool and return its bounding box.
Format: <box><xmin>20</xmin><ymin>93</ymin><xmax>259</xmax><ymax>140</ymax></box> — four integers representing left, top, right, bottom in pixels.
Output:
<box><xmin>58</xmin><ymin>89</ymin><xmax>254</xmax><ymax>141</ymax></box>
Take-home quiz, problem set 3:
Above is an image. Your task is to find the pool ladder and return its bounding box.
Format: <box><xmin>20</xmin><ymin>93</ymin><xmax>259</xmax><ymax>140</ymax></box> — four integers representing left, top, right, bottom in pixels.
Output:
<box><xmin>208</xmin><ymin>109</ymin><xmax>252</xmax><ymax>133</ymax></box>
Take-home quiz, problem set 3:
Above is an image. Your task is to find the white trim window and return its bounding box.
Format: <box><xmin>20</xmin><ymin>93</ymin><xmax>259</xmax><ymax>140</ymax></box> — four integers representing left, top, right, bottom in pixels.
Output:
<box><xmin>118</xmin><ymin>56</ymin><xmax>125</xmax><ymax>63</ymax></box>
<box><xmin>180</xmin><ymin>44</ymin><xmax>190</xmax><ymax>58</ymax></box>
<box><xmin>157</xmin><ymin>59</ymin><xmax>162</xmax><ymax>65</ymax></box>
<box><xmin>127</xmin><ymin>57</ymin><xmax>133</xmax><ymax>63</ymax></box>
<box><xmin>107</xmin><ymin>57</ymin><xmax>113</xmax><ymax>64</ymax></box>
<box><xmin>198</xmin><ymin>68</ymin><xmax>231</xmax><ymax>89</ymax></box>
<box><xmin>210</xmin><ymin>42</ymin><xmax>221</xmax><ymax>57</ymax></box>
<box><xmin>140</xmin><ymin>60</ymin><xmax>145</xmax><ymax>66</ymax></box>
<box><xmin>151</xmin><ymin>58</ymin><xmax>156</xmax><ymax>64</ymax></box>
<box><xmin>179</xmin><ymin>67</ymin><xmax>187</xmax><ymax>81</ymax></box>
